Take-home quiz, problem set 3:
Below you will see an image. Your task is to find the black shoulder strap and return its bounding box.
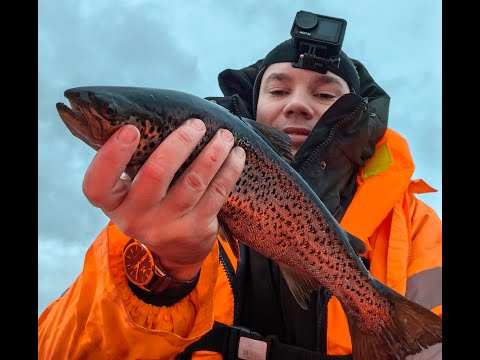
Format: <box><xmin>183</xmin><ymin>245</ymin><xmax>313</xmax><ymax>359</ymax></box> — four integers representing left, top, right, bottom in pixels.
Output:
<box><xmin>175</xmin><ymin>321</ymin><xmax>244</xmax><ymax>359</ymax></box>
<box><xmin>176</xmin><ymin>321</ymin><xmax>352</xmax><ymax>360</ymax></box>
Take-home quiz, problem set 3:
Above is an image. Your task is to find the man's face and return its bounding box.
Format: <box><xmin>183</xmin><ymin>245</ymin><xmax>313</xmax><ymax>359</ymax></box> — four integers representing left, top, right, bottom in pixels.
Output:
<box><xmin>256</xmin><ymin>62</ymin><xmax>350</xmax><ymax>155</ymax></box>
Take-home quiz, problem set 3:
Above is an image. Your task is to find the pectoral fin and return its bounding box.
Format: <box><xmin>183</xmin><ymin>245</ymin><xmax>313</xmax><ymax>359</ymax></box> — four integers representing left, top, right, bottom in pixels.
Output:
<box><xmin>279</xmin><ymin>264</ymin><xmax>320</xmax><ymax>310</ymax></box>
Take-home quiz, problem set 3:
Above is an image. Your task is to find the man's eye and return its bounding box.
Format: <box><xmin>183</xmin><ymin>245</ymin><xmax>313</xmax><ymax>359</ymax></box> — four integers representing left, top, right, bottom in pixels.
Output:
<box><xmin>315</xmin><ymin>93</ymin><xmax>336</xmax><ymax>100</ymax></box>
<box><xmin>270</xmin><ymin>90</ymin><xmax>288</xmax><ymax>96</ymax></box>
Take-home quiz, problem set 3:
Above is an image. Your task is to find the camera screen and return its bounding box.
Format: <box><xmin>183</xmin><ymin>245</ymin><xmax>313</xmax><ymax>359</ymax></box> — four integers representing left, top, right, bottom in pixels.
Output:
<box><xmin>315</xmin><ymin>19</ymin><xmax>342</xmax><ymax>43</ymax></box>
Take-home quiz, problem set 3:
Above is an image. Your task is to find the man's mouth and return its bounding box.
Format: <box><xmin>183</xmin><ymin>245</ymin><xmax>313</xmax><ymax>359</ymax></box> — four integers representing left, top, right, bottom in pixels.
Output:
<box><xmin>282</xmin><ymin>127</ymin><xmax>311</xmax><ymax>143</ymax></box>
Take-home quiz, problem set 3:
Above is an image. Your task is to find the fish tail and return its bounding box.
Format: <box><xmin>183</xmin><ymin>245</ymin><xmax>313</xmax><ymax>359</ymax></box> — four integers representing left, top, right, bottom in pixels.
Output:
<box><xmin>348</xmin><ymin>279</ymin><xmax>442</xmax><ymax>360</ymax></box>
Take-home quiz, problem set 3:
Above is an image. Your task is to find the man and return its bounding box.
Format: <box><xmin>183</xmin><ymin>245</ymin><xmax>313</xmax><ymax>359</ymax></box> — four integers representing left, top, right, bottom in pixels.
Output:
<box><xmin>38</xmin><ymin>11</ymin><xmax>442</xmax><ymax>360</ymax></box>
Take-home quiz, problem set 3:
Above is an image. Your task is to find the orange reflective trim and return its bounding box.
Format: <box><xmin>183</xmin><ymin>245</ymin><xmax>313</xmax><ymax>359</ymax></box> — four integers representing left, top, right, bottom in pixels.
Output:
<box><xmin>361</xmin><ymin>141</ymin><xmax>392</xmax><ymax>180</ymax></box>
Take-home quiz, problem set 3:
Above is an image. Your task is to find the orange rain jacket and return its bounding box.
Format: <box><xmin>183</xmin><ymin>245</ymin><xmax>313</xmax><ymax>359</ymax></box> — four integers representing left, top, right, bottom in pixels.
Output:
<box><xmin>38</xmin><ymin>127</ymin><xmax>442</xmax><ymax>359</ymax></box>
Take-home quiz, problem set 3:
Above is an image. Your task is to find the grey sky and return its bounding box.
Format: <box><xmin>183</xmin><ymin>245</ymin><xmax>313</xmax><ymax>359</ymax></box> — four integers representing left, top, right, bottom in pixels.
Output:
<box><xmin>38</xmin><ymin>0</ymin><xmax>442</xmax><ymax>315</ymax></box>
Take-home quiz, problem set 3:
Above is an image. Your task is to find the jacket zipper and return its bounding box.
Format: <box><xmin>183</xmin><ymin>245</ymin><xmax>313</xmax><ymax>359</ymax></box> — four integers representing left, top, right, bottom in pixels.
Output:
<box><xmin>218</xmin><ymin>241</ymin><xmax>238</xmax><ymax>322</ymax></box>
<box><xmin>404</xmin><ymin>193</ymin><xmax>414</xmax><ymax>269</ymax></box>
<box><xmin>231</xmin><ymin>95</ymin><xmax>242</xmax><ymax>118</ymax></box>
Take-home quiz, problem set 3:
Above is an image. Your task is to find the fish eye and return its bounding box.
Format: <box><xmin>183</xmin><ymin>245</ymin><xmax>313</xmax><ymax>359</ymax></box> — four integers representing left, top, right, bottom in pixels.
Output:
<box><xmin>102</xmin><ymin>104</ymin><xmax>118</xmax><ymax>118</ymax></box>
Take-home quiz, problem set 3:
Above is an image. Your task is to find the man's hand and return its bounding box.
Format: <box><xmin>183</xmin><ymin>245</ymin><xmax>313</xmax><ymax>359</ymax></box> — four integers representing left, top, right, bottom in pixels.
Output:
<box><xmin>82</xmin><ymin>118</ymin><xmax>246</xmax><ymax>281</ymax></box>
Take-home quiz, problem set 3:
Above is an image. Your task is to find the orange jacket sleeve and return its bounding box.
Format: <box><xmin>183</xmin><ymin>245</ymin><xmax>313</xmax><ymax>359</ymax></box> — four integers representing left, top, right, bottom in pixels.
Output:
<box><xmin>38</xmin><ymin>222</ymin><xmax>219</xmax><ymax>360</ymax></box>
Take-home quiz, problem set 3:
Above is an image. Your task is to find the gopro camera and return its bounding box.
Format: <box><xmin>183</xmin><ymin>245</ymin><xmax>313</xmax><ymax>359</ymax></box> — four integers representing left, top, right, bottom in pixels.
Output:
<box><xmin>290</xmin><ymin>11</ymin><xmax>347</xmax><ymax>58</ymax></box>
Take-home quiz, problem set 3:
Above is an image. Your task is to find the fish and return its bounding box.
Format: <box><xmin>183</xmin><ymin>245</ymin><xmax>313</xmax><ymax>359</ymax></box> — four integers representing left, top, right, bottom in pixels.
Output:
<box><xmin>56</xmin><ymin>86</ymin><xmax>442</xmax><ymax>360</ymax></box>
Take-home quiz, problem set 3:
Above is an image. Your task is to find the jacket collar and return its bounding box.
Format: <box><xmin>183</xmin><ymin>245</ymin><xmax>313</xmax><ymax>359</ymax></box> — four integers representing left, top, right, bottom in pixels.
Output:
<box><xmin>340</xmin><ymin>128</ymin><xmax>415</xmax><ymax>244</ymax></box>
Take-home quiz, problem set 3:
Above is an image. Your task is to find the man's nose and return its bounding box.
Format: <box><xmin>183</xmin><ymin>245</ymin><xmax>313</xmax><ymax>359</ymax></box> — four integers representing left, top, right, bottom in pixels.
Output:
<box><xmin>283</xmin><ymin>93</ymin><xmax>314</xmax><ymax>119</ymax></box>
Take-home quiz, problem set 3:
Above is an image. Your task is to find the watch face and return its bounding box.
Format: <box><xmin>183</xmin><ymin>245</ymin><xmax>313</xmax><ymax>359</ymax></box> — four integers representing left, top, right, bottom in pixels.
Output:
<box><xmin>123</xmin><ymin>241</ymin><xmax>155</xmax><ymax>286</ymax></box>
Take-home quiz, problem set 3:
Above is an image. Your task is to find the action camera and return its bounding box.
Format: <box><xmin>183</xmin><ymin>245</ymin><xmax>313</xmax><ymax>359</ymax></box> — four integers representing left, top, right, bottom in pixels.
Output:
<box><xmin>290</xmin><ymin>11</ymin><xmax>347</xmax><ymax>58</ymax></box>
<box><xmin>289</xmin><ymin>11</ymin><xmax>348</xmax><ymax>73</ymax></box>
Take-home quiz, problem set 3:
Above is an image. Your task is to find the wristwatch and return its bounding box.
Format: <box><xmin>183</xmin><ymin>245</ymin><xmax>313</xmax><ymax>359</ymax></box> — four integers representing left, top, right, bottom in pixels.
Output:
<box><xmin>122</xmin><ymin>239</ymin><xmax>196</xmax><ymax>294</ymax></box>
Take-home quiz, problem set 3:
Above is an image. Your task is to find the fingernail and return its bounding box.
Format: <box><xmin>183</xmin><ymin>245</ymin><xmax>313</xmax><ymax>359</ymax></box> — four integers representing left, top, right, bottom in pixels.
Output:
<box><xmin>221</xmin><ymin>129</ymin><xmax>234</xmax><ymax>142</ymax></box>
<box><xmin>233</xmin><ymin>146</ymin><xmax>245</xmax><ymax>158</ymax></box>
<box><xmin>117</xmin><ymin>126</ymin><xmax>137</xmax><ymax>144</ymax></box>
<box><xmin>186</xmin><ymin>118</ymin><xmax>205</xmax><ymax>131</ymax></box>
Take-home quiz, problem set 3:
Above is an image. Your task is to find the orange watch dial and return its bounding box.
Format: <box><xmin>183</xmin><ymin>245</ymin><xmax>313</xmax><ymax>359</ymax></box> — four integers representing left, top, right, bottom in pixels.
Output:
<box><xmin>123</xmin><ymin>241</ymin><xmax>155</xmax><ymax>286</ymax></box>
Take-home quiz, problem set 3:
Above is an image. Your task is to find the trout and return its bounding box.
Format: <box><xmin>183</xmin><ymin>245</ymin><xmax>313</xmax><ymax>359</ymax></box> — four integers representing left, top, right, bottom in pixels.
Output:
<box><xmin>56</xmin><ymin>86</ymin><xmax>442</xmax><ymax>360</ymax></box>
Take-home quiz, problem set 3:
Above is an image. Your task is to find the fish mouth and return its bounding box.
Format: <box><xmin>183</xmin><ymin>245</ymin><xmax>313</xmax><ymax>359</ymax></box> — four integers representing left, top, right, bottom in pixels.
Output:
<box><xmin>56</xmin><ymin>90</ymin><xmax>109</xmax><ymax>150</ymax></box>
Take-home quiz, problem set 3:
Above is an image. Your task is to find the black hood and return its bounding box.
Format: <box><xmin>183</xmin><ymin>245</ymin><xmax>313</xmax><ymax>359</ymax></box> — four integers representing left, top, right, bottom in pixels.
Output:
<box><xmin>218</xmin><ymin>59</ymin><xmax>264</xmax><ymax>117</ymax></box>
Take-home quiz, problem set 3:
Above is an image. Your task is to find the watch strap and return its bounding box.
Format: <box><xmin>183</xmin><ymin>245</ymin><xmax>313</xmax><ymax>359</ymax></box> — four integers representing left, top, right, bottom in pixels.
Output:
<box><xmin>147</xmin><ymin>251</ymin><xmax>199</xmax><ymax>293</ymax></box>
<box><xmin>128</xmin><ymin>270</ymin><xmax>201</xmax><ymax>307</ymax></box>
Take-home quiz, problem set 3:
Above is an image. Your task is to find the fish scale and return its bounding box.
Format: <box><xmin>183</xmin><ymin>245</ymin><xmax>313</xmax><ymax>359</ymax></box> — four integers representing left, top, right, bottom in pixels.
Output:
<box><xmin>56</xmin><ymin>86</ymin><xmax>442</xmax><ymax>360</ymax></box>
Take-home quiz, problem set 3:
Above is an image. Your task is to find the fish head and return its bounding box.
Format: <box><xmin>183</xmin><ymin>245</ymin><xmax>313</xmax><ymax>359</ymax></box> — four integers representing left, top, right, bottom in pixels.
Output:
<box><xmin>56</xmin><ymin>86</ymin><xmax>177</xmax><ymax>177</ymax></box>
<box><xmin>56</xmin><ymin>86</ymin><xmax>142</xmax><ymax>150</ymax></box>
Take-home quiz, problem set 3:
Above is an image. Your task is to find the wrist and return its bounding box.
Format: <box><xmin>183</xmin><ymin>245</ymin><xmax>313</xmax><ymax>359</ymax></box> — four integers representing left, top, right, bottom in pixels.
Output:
<box><xmin>158</xmin><ymin>259</ymin><xmax>203</xmax><ymax>282</ymax></box>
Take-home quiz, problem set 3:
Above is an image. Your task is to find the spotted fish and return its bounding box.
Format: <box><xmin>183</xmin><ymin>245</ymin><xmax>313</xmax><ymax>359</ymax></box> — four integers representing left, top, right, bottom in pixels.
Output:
<box><xmin>56</xmin><ymin>86</ymin><xmax>442</xmax><ymax>360</ymax></box>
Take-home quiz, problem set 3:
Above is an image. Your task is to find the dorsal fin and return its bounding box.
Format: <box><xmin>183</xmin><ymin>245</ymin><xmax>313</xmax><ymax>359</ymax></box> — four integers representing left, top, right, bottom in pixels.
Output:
<box><xmin>241</xmin><ymin>117</ymin><xmax>295</xmax><ymax>164</ymax></box>
<box><xmin>279</xmin><ymin>263</ymin><xmax>320</xmax><ymax>310</ymax></box>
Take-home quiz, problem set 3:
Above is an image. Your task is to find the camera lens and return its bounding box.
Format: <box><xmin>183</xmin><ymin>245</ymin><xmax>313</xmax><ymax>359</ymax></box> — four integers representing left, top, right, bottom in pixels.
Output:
<box><xmin>295</xmin><ymin>11</ymin><xmax>317</xmax><ymax>30</ymax></box>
